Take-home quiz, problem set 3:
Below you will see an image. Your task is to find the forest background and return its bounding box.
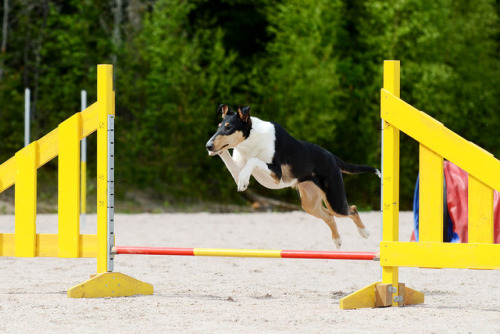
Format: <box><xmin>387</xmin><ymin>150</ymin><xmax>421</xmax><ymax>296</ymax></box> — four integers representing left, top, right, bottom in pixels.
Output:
<box><xmin>0</xmin><ymin>0</ymin><xmax>499</xmax><ymax>212</ymax></box>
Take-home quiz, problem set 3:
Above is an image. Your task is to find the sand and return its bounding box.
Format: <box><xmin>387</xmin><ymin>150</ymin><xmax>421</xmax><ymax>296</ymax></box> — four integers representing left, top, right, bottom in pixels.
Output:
<box><xmin>1</xmin><ymin>211</ymin><xmax>499</xmax><ymax>333</ymax></box>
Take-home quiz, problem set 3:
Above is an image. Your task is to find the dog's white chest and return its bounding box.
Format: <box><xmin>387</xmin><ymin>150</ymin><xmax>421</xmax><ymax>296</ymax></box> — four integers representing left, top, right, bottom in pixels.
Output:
<box><xmin>233</xmin><ymin>118</ymin><xmax>275</xmax><ymax>164</ymax></box>
<box><xmin>223</xmin><ymin>117</ymin><xmax>297</xmax><ymax>190</ymax></box>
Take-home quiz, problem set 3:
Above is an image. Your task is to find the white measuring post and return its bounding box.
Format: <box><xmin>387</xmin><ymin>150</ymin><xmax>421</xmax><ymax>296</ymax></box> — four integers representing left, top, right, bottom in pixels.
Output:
<box><xmin>24</xmin><ymin>88</ymin><xmax>30</xmax><ymax>147</ymax></box>
<box><xmin>380</xmin><ymin>118</ymin><xmax>384</xmax><ymax>279</ymax></box>
<box><xmin>107</xmin><ymin>114</ymin><xmax>115</xmax><ymax>271</ymax></box>
<box><xmin>80</xmin><ymin>90</ymin><xmax>87</xmax><ymax>229</ymax></box>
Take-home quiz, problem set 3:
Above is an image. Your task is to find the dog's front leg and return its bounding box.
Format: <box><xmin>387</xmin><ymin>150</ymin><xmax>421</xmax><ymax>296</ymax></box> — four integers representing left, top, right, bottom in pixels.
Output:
<box><xmin>237</xmin><ymin>158</ymin><xmax>268</xmax><ymax>191</ymax></box>
<box><xmin>218</xmin><ymin>150</ymin><xmax>243</xmax><ymax>184</ymax></box>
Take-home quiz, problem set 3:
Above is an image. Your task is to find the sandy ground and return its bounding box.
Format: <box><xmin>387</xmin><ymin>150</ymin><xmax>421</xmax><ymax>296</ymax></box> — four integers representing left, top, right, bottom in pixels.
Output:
<box><xmin>1</xmin><ymin>211</ymin><xmax>499</xmax><ymax>333</ymax></box>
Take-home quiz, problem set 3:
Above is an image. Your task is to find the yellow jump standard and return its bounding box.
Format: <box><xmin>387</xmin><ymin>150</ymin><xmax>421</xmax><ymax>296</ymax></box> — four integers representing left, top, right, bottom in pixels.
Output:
<box><xmin>0</xmin><ymin>65</ymin><xmax>152</xmax><ymax>298</ymax></box>
<box><xmin>338</xmin><ymin>61</ymin><xmax>500</xmax><ymax>309</ymax></box>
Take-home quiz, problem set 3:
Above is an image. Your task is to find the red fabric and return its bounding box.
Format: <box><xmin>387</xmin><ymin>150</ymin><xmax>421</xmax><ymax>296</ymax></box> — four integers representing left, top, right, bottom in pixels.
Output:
<box><xmin>444</xmin><ymin>161</ymin><xmax>500</xmax><ymax>243</ymax></box>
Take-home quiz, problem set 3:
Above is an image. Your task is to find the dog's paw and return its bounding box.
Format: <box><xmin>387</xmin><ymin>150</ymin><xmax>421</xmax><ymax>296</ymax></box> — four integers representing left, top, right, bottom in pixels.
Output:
<box><xmin>237</xmin><ymin>176</ymin><xmax>250</xmax><ymax>192</ymax></box>
<box><xmin>358</xmin><ymin>227</ymin><xmax>370</xmax><ymax>239</ymax></box>
<box><xmin>333</xmin><ymin>237</ymin><xmax>342</xmax><ymax>249</ymax></box>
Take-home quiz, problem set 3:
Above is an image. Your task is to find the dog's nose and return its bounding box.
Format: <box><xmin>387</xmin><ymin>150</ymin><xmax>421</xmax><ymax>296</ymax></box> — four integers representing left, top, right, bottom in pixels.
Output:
<box><xmin>206</xmin><ymin>142</ymin><xmax>214</xmax><ymax>151</ymax></box>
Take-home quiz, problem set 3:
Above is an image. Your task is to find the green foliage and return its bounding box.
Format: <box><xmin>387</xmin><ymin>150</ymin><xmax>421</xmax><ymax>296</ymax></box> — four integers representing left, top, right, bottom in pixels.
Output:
<box><xmin>0</xmin><ymin>72</ymin><xmax>24</xmax><ymax>155</ymax></box>
<box><xmin>0</xmin><ymin>0</ymin><xmax>112</xmax><ymax>159</ymax></box>
<box><xmin>117</xmin><ymin>0</ymin><xmax>243</xmax><ymax>200</ymax></box>
<box><xmin>361</xmin><ymin>0</ymin><xmax>500</xmax><ymax>205</ymax></box>
<box><xmin>256</xmin><ymin>0</ymin><xmax>344</xmax><ymax>146</ymax></box>
<box><xmin>0</xmin><ymin>0</ymin><xmax>499</xmax><ymax>210</ymax></box>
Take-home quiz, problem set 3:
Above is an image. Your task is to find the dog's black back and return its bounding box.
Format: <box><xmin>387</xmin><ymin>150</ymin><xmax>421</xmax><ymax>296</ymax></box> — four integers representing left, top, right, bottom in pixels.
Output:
<box><xmin>267</xmin><ymin>122</ymin><xmax>378</xmax><ymax>216</ymax></box>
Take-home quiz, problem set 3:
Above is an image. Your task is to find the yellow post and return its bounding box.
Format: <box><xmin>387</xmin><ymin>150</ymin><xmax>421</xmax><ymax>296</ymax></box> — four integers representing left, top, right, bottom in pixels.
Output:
<box><xmin>14</xmin><ymin>142</ymin><xmax>39</xmax><ymax>257</ymax></box>
<box><xmin>81</xmin><ymin>161</ymin><xmax>86</xmax><ymax>216</ymax></box>
<box><xmin>419</xmin><ymin>144</ymin><xmax>443</xmax><ymax>242</ymax></box>
<box><xmin>96</xmin><ymin>64</ymin><xmax>114</xmax><ymax>273</ymax></box>
<box><xmin>468</xmin><ymin>175</ymin><xmax>494</xmax><ymax>243</ymax></box>
<box><xmin>58</xmin><ymin>113</ymin><xmax>82</xmax><ymax>257</ymax></box>
<box><xmin>381</xmin><ymin>60</ymin><xmax>400</xmax><ymax>306</ymax></box>
<box><xmin>340</xmin><ymin>60</ymin><xmax>402</xmax><ymax>309</ymax></box>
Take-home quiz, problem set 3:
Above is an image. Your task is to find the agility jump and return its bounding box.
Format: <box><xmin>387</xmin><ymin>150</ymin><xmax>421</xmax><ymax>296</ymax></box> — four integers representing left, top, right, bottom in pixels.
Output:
<box><xmin>0</xmin><ymin>62</ymin><xmax>499</xmax><ymax>308</ymax></box>
<box><xmin>338</xmin><ymin>60</ymin><xmax>500</xmax><ymax>309</ymax></box>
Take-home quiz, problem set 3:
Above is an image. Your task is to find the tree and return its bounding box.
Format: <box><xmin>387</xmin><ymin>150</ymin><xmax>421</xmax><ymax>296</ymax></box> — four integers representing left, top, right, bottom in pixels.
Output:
<box><xmin>252</xmin><ymin>0</ymin><xmax>383</xmax><ymax>208</ymax></box>
<box><xmin>0</xmin><ymin>0</ymin><xmax>8</xmax><ymax>81</ymax></box>
<box><xmin>118</xmin><ymin>0</ymin><xmax>243</xmax><ymax>200</ymax></box>
<box><xmin>255</xmin><ymin>0</ymin><xmax>344</xmax><ymax>146</ymax></box>
<box><xmin>360</xmin><ymin>0</ymin><xmax>500</xmax><ymax>206</ymax></box>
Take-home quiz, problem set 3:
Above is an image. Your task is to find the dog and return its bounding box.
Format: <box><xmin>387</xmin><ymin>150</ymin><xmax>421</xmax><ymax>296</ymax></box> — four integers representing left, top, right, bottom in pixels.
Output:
<box><xmin>205</xmin><ymin>104</ymin><xmax>380</xmax><ymax>248</ymax></box>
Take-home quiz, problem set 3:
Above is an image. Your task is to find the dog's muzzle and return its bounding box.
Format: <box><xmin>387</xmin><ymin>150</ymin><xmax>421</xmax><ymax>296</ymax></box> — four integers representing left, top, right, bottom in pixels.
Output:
<box><xmin>206</xmin><ymin>141</ymin><xmax>219</xmax><ymax>156</ymax></box>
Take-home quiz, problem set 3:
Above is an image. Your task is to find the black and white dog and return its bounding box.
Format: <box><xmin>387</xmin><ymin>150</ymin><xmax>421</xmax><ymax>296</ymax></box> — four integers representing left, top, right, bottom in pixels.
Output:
<box><xmin>206</xmin><ymin>104</ymin><xmax>380</xmax><ymax>248</ymax></box>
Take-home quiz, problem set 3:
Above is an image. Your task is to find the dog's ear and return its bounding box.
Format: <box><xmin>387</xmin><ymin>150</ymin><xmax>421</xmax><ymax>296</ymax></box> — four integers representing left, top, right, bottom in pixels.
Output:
<box><xmin>238</xmin><ymin>106</ymin><xmax>250</xmax><ymax>123</ymax></box>
<box><xmin>217</xmin><ymin>104</ymin><xmax>234</xmax><ymax>119</ymax></box>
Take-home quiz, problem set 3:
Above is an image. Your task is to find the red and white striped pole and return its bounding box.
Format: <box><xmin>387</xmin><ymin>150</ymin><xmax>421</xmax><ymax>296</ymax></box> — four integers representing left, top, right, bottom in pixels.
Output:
<box><xmin>113</xmin><ymin>246</ymin><xmax>379</xmax><ymax>261</ymax></box>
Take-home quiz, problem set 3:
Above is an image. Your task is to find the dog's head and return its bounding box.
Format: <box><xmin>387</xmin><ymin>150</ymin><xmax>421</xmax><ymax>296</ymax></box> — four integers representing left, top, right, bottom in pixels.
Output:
<box><xmin>206</xmin><ymin>104</ymin><xmax>252</xmax><ymax>156</ymax></box>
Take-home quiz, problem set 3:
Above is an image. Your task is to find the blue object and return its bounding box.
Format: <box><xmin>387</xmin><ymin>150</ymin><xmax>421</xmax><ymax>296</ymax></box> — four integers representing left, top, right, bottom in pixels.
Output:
<box><xmin>413</xmin><ymin>174</ymin><xmax>459</xmax><ymax>243</ymax></box>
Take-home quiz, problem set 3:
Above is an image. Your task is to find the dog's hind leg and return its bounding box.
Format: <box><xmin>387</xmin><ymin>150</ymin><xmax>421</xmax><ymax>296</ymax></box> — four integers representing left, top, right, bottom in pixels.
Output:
<box><xmin>322</xmin><ymin>196</ymin><xmax>370</xmax><ymax>240</ymax></box>
<box><xmin>297</xmin><ymin>181</ymin><xmax>342</xmax><ymax>248</ymax></box>
<box><xmin>322</xmin><ymin>171</ymin><xmax>371</xmax><ymax>240</ymax></box>
<box><xmin>324</xmin><ymin>202</ymin><xmax>370</xmax><ymax>239</ymax></box>
<box><xmin>347</xmin><ymin>205</ymin><xmax>370</xmax><ymax>239</ymax></box>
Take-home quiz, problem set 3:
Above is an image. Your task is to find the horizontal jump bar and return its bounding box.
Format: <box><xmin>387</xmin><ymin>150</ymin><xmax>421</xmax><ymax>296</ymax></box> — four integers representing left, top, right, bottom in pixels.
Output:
<box><xmin>112</xmin><ymin>246</ymin><xmax>379</xmax><ymax>261</ymax></box>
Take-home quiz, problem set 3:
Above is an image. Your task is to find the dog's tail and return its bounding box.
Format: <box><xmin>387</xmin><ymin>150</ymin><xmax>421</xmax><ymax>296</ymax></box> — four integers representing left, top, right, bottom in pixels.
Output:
<box><xmin>336</xmin><ymin>157</ymin><xmax>381</xmax><ymax>178</ymax></box>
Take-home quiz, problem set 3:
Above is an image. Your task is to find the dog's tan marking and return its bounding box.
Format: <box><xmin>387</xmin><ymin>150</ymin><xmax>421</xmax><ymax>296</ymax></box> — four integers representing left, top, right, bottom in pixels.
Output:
<box><xmin>213</xmin><ymin>131</ymin><xmax>245</xmax><ymax>152</ymax></box>
<box><xmin>323</xmin><ymin>200</ymin><xmax>366</xmax><ymax>231</ymax></box>
<box><xmin>225</xmin><ymin>122</ymin><xmax>230</xmax><ymax>127</ymax></box>
<box><xmin>297</xmin><ymin>181</ymin><xmax>368</xmax><ymax>247</ymax></box>
<box><xmin>221</xmin><ymin>105</ymin><xmax>229</xmax><ymax>118</ymax></box>
<box><xmin>238</xmin><ymin>107</ymin><xmax>250</xmax><ymax>122</ymax></box>
<box><xmin>297</xmin><ymin>181</ymin><xmax>341</xmax><ymax>243</ymax></box>
<box><xmin>268</xmin><ymin>165</ymin><xmax>294</xmax><ymax>184</ymax></box>
<box><xmin>281</xmin><ymin>164</ymin><xmax>294</xmax><ymax>183</ymax></box>
<box><xmin>270</xmin><ymin>171</ymin><xmax>280</xmax><ymax>184</ymax></box>
<box><xmin>348</xmin><ymin>205</ymin><xmax>367</xmax><ymax>230</ymax></box>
